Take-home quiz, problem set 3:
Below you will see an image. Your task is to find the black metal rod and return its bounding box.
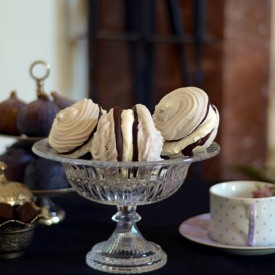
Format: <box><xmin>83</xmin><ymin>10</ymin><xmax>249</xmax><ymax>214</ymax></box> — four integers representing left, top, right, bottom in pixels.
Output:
<box><xmin>88</xmin><ymin>0</ymin><xmax>99</xmax><ymax>101</ymax></box>
<box><xmin>167</xmin><ymin>0</ymin><xmax>190</xmax><ymax>86</ymax></box>
<box><xmin>81</xmin><ymin>31</ymin><xmax>219</xmax><ymax>45</ymax></box>
<box><xmin>124</xmin><ymin>0</ymin><xmax>142</xmax><ymax>106</ymax></box>
<box><xmin>141</xmin><ymin>0</ymin><xmax>155</xmax><ymax>111</ymax></box>
<box><xmin>193</xmin><ymin>0</ymin><xmax>205</xmax><ymax>87</ymax></box>
<box><xmin>124</xmin><ymin>0</ymin><xmax>155</xmax><ymax>110</ymax></box>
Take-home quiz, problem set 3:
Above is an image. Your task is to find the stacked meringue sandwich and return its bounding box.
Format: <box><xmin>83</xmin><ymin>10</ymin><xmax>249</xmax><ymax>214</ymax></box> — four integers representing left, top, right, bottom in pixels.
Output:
<box><xmin>48</xmin><ymin>87</ymin><xmax>219</xmax><ymax>161</ymax></box>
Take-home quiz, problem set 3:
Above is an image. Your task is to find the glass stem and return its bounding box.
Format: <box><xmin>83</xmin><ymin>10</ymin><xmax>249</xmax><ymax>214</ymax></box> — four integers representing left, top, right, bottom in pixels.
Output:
<box><xmin>112</xmin><ymin>205</ymin><xmax>141</xmax><ymax>225</ymax></box>
<box><xmin>100</xmin><ymin>206</ymin><xmax>153</xmax><ymax>256</ymax></box>
<box><xmin>111</xmin><ymin>205</ymin><xmax>142</xmax><ymax>241</ymax></box>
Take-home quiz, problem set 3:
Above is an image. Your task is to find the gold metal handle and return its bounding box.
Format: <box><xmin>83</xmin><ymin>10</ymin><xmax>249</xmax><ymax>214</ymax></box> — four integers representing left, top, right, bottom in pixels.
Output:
<box><xmin>0</xmin><ymin>162</ymin><xmax>8</xmax><ymax>185</ymax></box>
<box><xmin>29</xmin><ymin>60</ymin><xmax>50</xmax><ymax>96</ymax></box>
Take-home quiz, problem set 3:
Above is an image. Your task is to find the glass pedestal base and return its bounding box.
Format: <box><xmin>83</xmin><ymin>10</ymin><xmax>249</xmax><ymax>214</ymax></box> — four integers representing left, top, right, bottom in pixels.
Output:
<box><xmin>86</xmin><ymin>241</ymin><xmax>167</xmax><ymax>274</ymax></box>
<box><xmin>86</xmin><ymin>206</ymin><xmax>167</xmax><ymax>273</ymax></box>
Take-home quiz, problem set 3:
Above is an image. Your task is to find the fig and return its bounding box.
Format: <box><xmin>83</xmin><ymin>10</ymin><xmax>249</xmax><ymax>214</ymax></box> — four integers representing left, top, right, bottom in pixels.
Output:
<box><xmin>9</xmin><ymin>140</ymin><xmax>35</xmax><ymax>151</ymax></box>
<box><xmin>23</xmin><ymin>158</ymin><xmax>69</xmax><ymax>190</ymax></box>
<box><xmin>51</xmin><ymin>91</ymin><xmax>76</xmax><ymax>109</ymax></box>
<box><xmin>0</xmin><ymin>145</ymin><xmax>35</xmax><ymax>182</ymax></box>
<box><xmin>0</xmin><ymin>91</ymin><xmax>27</xmax><ymax>135</ymax></box>
<box><xmin>17</xmin><ymin>92</ymin><xmax>60</xmax><ymax>137</ymax></box>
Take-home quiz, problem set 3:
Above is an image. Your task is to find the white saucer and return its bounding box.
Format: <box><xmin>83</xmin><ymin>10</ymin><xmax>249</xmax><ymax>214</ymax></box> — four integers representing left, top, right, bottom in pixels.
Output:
<box><xmin>179</xmin><ymin>213</ymin><xmax>275</xmax><ymax>255</ymax></box>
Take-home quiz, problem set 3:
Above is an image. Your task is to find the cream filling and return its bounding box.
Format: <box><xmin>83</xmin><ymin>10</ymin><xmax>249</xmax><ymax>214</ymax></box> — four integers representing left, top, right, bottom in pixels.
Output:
<box><xmin>121</xmin><ymin>109</ymin><xmax>134</xmax><ymax>162</ymax></box>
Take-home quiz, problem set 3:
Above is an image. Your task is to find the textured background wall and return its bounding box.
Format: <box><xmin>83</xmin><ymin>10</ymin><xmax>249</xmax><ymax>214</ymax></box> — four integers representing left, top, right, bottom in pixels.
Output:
<box><xmin>87</xmin><ymin>0</ymin><xmax>272</xmax><ymax>180</ymax></box>
<box><xmin>221</xmin><ymin>0</ymin><xmax>271</xmax><ymax>179</ymax></box>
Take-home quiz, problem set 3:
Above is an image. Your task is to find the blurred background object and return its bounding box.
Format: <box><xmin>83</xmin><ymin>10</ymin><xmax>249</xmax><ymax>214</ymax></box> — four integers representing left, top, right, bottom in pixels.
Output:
<box><xmin>0</xmin><ymin>0</ymin><xmax>88</xmax><ymax>151</ymax></box>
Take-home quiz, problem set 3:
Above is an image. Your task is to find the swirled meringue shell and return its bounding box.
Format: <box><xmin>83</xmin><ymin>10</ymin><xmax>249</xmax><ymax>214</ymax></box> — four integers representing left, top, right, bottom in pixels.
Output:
<box><xmin>153</xmin><ymin>87</ymin><xmax>209</xmax><ymax>141</ymax></box>
<box><xmin>91</xmin><ymin>109</ymin><xmax>118</xmax><ymax>161</ymax></box>
<box><xmin>134</xmin><ymin>104</ymin><xmax>163</xmax><ymax>161</ymax></box>
<box><xmin>161</xmin><ymin>104</ymin><xmax>219</xmax><ymax>156</ymax></box>
<box><xmin>49</xmin><ymin>98</ymin><xmax>105</xmax><ymax>155</ymax></box>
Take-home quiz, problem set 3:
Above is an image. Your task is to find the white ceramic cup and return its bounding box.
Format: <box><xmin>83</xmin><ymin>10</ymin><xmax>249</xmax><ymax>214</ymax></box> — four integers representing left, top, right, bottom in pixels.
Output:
<box><xmin>209</xmin><ymin>181</ymin><xmax>275</xmax><ymax>247</ymax></box>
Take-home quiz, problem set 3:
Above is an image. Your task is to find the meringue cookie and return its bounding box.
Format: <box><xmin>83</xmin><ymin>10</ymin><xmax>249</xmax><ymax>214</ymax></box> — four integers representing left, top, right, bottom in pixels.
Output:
<box><xmin>153</xmin><ymin>87</ymin><xmax>219</xmax><ymax>156</ymax></box>
<box><xmin>161</xmin><ymin>105</ymin><xmax>219</xmax><ymax>156</ymax></box>
<box><xmin>49</xmin><ymin>98</ymin><xmax>105</xmax><ymax>158</ymax></box>
<box><xmin>91</xmin><ymin>104</ymin><xmax>163</xmax><ymax>161</ymax></box>
<box><xmin>153</xmin><ymin>87</ymin><xmax>209</xmax><ymax>141</ymax></box>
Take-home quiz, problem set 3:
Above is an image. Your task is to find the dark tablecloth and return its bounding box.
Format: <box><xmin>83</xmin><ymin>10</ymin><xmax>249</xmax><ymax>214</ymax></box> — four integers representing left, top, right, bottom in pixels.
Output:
<box><xmin>0</xmin><ymin>178</ymin><xmax>274</xmax><ymax>275</ymax></box>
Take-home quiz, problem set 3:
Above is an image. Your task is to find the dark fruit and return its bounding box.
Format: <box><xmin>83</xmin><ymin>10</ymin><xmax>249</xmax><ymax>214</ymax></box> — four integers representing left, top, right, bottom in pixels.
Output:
<box><xmin>16</xmin><ymin>92</ymin><xmax>60</xmax><ymax>137</ymax></box>
<box><xmin>51</xmin><ymin>91</ymin><xmax>76</xmax><ymax>109</ymax></box>
<box><xmin>0</xmin><ymin>145</ymin><xmax>35</xmax><ymax>182</ymax></box>
<box><xmin>23</xmin><ymin>158</ymin><xmax>69</xmax><ymax>190</ymax></box>
<box><xmin>0</xmin><ymin>91</ymin><xmax>27</xmax><ymax>135</ymax></box>
<box><xmin>9</xmin><ymin>140</ymin><xmax>35</xmax><ymax>151</ymax></box>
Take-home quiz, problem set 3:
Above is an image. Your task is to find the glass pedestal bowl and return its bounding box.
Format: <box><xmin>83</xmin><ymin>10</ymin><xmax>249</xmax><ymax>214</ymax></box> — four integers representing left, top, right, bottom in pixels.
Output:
<box><xmin>33</xmin><ymin>139</ymin><xmax>220</xmax><ymax>274</ymax></box>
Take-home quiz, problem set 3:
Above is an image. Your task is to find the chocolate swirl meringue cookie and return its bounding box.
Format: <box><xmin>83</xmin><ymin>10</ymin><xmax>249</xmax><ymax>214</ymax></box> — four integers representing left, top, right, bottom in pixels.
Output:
<box><xmin>49</xmin><ymin>98</ymin><xmax>105</xmax><ymax>158</ymax></box>
<box><xmin>153</xmin><ymin>87</ymin><xmax>219</xmax><ymax>156</ymax></box>
<box><xmin>91</xmin><ymin>104</ymin><xmax>164</xmax><ymax>161</ymax></box>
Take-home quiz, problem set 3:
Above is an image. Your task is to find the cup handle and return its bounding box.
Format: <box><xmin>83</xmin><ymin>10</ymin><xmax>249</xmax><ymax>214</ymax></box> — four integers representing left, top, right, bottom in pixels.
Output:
<box><xmin>247</xmin><ymin>203</ymin><xmax>256</xmax><ymax>246</ymax></box>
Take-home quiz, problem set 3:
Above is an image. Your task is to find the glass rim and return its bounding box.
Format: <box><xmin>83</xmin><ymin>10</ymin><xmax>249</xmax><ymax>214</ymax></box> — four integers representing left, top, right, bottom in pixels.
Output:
<box><xmin>32</xmin><ymin>138</ymin><xmax>220</xmax><ymax>168</ymax></box>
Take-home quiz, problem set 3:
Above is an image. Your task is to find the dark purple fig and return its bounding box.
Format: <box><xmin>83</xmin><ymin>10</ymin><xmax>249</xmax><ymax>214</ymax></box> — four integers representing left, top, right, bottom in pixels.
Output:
<box><xmin>16</xmin><ymin>92</ymin><xmax>60</xmax><ymax>137</ymax></box>
<box><xmin>0</xmin><ymin>91</ymin><xmax>27</xmax><ymax>135</ymax></box>
<box><xmin>9</xmin><ymin>140</ymin><xmax>35</xmax><ymax>151</ymax></box>
<box><xmin>51</xmin><ymin>91</ymin><xmax>76</xmax><ymax>109</ymax></box>
<box><xmin>0</xmin><ymin>145</ymin><xmax>35</xmax><ymax>182</ymax></box>
<box><xmin>23</xmin><ymin>158</ymin><xmax>69</xmax><ymax>190</ymax></box>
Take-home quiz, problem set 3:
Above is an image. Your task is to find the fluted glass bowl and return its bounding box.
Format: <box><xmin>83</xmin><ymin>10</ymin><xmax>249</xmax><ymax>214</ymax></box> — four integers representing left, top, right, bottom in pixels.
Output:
<box><xmin>33</xmin><ymin>139</ymin><xmax>220</xmax><ymax>274</ymax></box>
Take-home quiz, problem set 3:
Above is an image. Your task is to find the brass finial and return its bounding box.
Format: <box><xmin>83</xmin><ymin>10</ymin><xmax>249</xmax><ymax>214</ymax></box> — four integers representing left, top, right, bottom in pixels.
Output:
<box><xmin>0</xmin><ymin>162</ymin><xmax>8</xmax><ymax>185</ymax></box>
<box><xmin>29</xmin><ymin>60</ymin><xmax>50</xmax><ymax>96</ymax></box>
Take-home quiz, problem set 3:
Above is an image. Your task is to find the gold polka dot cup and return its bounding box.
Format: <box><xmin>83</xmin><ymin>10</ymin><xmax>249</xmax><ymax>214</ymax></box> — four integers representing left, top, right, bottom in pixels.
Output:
<box><xmin>209</xmin><ymin>181</ymin><xmax>275</xmax><ymax>247</ymax></box>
